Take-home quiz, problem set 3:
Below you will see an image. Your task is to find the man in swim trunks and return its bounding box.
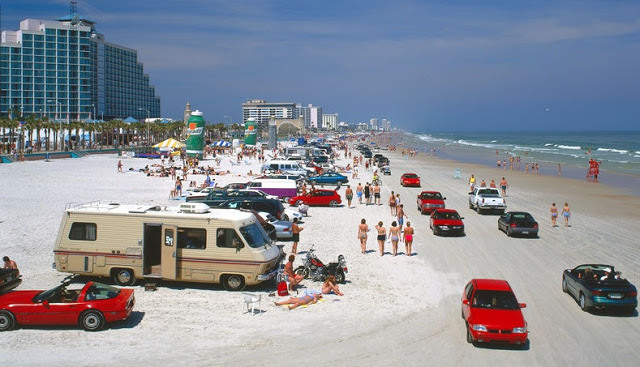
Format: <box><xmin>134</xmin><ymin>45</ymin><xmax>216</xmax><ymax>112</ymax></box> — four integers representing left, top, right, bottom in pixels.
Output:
<box><xmin>373</xmin><ymin>183</ymin><xmax>381</xmax><ymax>205</ymax></box>
<box><xmin>356</xmin><ymin>183</ymin><xmax>363</xmax><ymax>204</ymax></box>
<box><xmin>375</xmin><ymin>221</ymin><xmax>386</xmax><ymax>256</ymax></box>
<box><xmin>345</xmin><ymin>185</ymin><xmax>353</xmax><ymax>208</ymax></box>
<box><xmin>403</xmin><ymin>222</ymin><xmax>414</xmax><ymax>257</ymax></box>
<box><xmin>284</xmin><ymin>254</ymin><xmax>304</xmax><ymax>291</ymax></box>
<box><xmin>396</xmin><ymin>204</ymin><xmax>407</xmax><ymax>233</ymax></box>
<box><xmin>291</xmin><ymin>218</ymin><xmax>303</xmax><ymax>254</ymax></box>
<box><xmin>500</xmin><ymin>177</ymin><xmax>508</xmax><ymax>196</ymax></box>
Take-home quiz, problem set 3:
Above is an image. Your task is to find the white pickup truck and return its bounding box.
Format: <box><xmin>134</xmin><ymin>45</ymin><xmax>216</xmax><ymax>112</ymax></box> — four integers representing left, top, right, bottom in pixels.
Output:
<box><xmin>468</xmin><ymin>187</ymin><xmax>506</xmax><ymax>214</ymax></box>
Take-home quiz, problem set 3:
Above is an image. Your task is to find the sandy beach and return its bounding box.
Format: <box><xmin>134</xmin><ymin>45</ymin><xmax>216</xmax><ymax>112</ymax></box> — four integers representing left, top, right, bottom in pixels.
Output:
<box><xmin>1</xmin><ymin>143</ymin><xmax>640</xmax><ymax>366</ymax></box>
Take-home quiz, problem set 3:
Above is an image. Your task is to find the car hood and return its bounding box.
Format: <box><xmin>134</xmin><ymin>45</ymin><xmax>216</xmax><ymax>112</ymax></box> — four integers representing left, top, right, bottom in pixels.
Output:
<box><xmin>469</xmin><ymin>308</ymin><xmax>525</xmax><ymax>328</ymax></box>
<box><xmin>421</xmin><ymin>199</ymin><xmax>445</xmax><ymax>206</ymax></box>
<box><xmin>432</xmin><ymin>219</ymin><xmax>463</xmax><ymax>226</ymax></box>
<box><xmin>0</xmin><ymin>290</ymin><xmax>43</xmax><ymax>303</ymax></box>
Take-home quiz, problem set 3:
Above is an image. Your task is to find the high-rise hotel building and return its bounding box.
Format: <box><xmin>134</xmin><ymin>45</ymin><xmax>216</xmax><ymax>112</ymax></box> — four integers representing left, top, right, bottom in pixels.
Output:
<box><xmin>0</xmin><ymin>13</ymin><xmax>160</xmax><ymax>121</ymax></box>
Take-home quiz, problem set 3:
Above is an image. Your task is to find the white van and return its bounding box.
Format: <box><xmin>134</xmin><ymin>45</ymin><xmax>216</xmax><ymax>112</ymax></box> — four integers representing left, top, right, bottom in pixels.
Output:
<box><xmin>248</xmin><ymin>179</ymin><xmax>298</xmax><ymax>201</ymax></box>
<box><xmin>53</xmin><ymin>202</ymin><xmax>282</xmax><ymax>291</ymax></box>
<box><xmin>261</xmin><ymin>160</ymin><xmax>308</xmax><ymax>176</ymax></box>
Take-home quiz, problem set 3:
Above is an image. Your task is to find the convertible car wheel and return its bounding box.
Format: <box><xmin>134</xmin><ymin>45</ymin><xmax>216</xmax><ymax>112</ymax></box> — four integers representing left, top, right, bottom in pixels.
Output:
<box><xmin>80</xmin><ymin>310</ymin><xmax>105</xmax><ymax>331</ymax></box>
<box><xmin>562</xmin><ymin>277</ymin><xmax>568</xmax><ymax>293</ymax></box>
<box><xmin>579</xmin><ymin>293</ymin><xmax>589</xmax><ymax>312</ymax></box>
<box><xmin>0</xmin><ymin>310</ymin><xmax>16</xmax><ymax>331</ymax></box>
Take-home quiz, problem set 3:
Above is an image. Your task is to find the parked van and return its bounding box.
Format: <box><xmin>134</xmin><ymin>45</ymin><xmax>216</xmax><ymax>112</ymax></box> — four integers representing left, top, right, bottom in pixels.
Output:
<box><xmin>53</xmin><ymin>202</ymin><xmax>282</xmax><ymax>291</ymax></box>
<box><xmin>261</xmin><ymin>160</ymin><xmax>308</xmax><ymax>176</ymax></box>
<box><xmin>248</xmin><ymin>179</ymin><xmax>298</xmax><ymax>201</ymax></box>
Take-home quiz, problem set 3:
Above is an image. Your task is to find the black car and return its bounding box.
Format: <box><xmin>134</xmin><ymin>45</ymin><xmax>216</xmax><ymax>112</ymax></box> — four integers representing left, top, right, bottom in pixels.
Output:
<box><xmin>562</xmin><ymin>264</ymin><xmax>637</xmax><ymax>313</ymax></box>
<box><xmin>186</xmin><ymin>188</ymin><xmax>265</xmax><ymax>205</ymax></box>
<box><xmin>498</xmin><ymin>211</ymin><xmax>539</xmax><ymax>237</ymax></box>
<box><xmin>0</xmin><ymin>268</ymin><xmax>21</xmax><ymax>294</ymax></box>
<box><xmin>218</xmin><ymin>199</ymin><xmax>286</xmax><ymax>220</ymax></box>
<box><xmin>363</xmin><ymin>151</ymin><xmax>373</xmax><ymax>158</ymax></box>
<box><xmin>311</xmin><ymin>156</ymin><xmax>330</xmax><ymax>164</ymax></box>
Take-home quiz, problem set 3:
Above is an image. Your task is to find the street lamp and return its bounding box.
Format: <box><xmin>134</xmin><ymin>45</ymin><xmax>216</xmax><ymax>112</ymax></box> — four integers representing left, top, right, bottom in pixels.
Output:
<box><xmin>47</xmin><ymin>99</ymin><xmax>62</xmax><ymax>151</ymax></box>
<box><xmin>138</xmin><ymin>107</ymin><xmax>150</xmax><ymax>145</ymax></box>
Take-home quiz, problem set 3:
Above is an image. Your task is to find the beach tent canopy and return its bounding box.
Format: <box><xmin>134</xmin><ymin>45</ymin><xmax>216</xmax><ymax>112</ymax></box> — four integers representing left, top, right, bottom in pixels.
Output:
<box><xmin>123</xmin><ymin>116</ymin><xmax>138</xmax><ymax>123</ymax></box>
<box><xmin>212</xmin><ymin>140</ymin><xmax>232</xmax><ymax>147</ymax></box>
<box><xmin>153</xmin><ymin>138</ymin><xmax>185</xmax><ymax>149</ymax></box>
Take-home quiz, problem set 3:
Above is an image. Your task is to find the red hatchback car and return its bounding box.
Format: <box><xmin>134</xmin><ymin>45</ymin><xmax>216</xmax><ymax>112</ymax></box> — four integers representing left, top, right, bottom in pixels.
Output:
<box><xmin>400</xmin><ymin>173</ymin><xmax>421</xmax><ymax>187</ymax></box>
<box><xmin>288</xmin><ymin>189</ymin><xmax>342</xmax><ymax>207</ymax></box>
<box><xmin>0</xmin><ymin>281</ymin><xmax>135</xmax><ymax>332</ymax></box>
<box><xmin>430</xmin><ymin>209</ymin><xmax>465</xmax><ymax>236</ymax></box>
<box><xmin>461</xmin><ymin>279</ymin><xmax>528</xmax><ymax>346</ymax></box>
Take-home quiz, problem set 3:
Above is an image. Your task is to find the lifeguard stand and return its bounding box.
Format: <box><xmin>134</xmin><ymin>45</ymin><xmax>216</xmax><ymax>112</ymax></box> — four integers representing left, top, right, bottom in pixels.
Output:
<box><xmin>454</xmin><ymin>169</ymin><xmax>462</xmax><ymax>179</ymax></box>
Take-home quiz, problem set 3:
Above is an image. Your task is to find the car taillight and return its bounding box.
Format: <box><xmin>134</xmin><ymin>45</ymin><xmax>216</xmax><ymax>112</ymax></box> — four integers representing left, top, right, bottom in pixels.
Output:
<box><xmin>510</xmin><ymin>223</ymin><xmax>517</xmax><ymax>227</ymax></box>
<box><xmin>284</xmin><ymin>228</ymin><xmax>290</xmax><ymax>232</ymax></box>
<box><xmin>629</xmin><ymin>291</ymin><xmax>637</xmax><ymax>297</ymax></box>
<box><xmin>481</xmin><ymin>198</ymin><xmax>485</xmax><ymax>204</ymax></box>
<box><xmin>533</xmin><ymin>223</ymin><xmax>538</xmax><ymax>228</ymax></box>
<box><xmin>592</xmin><ymin>290</ymin><xmax>604</xmax><ymax>296</ymax></box>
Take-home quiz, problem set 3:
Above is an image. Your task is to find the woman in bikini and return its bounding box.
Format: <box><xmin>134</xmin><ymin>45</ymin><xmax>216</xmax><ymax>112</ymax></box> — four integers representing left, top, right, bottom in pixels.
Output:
<box><xmin>358</xmin><ymin>219</ymin><xmax>369</xmax><ymax>254</ymax></box>
<box><xmin>389</xmin><ymin>221</ymin><xmax>400</xmax><ymax>256</ymax></box>
<box><xmin>403</xmin><ymin>222</ymin><xmax>414</xmax><ymax>256</ymax></box>
<box><xmin>375</xmin><ymin>221</ymin><xmax>386</xmax><ymax>256</ymax></box>
<box><xmin>550</xmin><ymin>202</ymin><xmax>558</xmax><ymax>227</ymax></box>
<box><xmin>322</xmin><ymin>275</ymin><xmax>344</xmax><ymax>296</ymax></box>
<box><xmin>562</xmin><ymin>202</ymin><xmax>570</xmax><ymax>227</ymax></box>
<box><xmin>274</xmin><ymin>293</ymin><xmax>321</xmax><ymax>310</ymax></box>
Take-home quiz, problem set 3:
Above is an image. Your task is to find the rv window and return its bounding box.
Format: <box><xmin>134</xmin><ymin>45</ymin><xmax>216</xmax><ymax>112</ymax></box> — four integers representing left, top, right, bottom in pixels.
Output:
<box><xmin>177</xmin><ymin>228</ymin><xmax>207</xmax><ymax>249</ymax></box>
<box><xmin>239</xmin><ymin>223</ymin><xmax>270</xmax><ymax>248</ymax></box>
<box><xmin>68</xmin><ymin>222</ymin><xmax>97</xmax><ymax>241</ymax></box>
<box><xmin>216</xmin><ymin>228</ymin><xmax>243</xmax><ymax>249</ymax></box>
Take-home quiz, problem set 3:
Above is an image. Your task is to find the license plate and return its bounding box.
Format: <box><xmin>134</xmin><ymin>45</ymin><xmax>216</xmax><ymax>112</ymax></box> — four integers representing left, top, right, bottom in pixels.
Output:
<box><xmin>521</xmin><ymin>231</ymin><xmax>529</xmax><ymax>234</ymax></box>
<box><xmin>609</xmin><ymin>293</ymin><xmax>622</xmax><ymax>299</ymax></box>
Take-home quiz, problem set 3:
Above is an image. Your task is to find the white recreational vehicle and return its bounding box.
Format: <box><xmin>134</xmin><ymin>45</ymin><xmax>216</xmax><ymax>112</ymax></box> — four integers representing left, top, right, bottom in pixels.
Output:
<box><xmin>53</xmin><ymin>202</ymin><xmax>282</xmax><ymax>291</ymax></box>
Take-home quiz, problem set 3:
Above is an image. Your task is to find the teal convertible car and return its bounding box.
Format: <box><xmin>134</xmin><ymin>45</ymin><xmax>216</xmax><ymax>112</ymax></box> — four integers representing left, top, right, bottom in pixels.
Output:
<box><xmin>562</xmin><ymin>264</ymin><xmax>637</xmax><ymax>313</ymax></box>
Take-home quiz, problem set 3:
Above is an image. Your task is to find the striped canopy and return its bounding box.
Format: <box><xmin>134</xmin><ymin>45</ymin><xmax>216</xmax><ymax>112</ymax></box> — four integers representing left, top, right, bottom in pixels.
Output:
<box><xmin>212</xmin><ymin>140</ymin><xmax>232</xmax><ymax>147</ymax></box>
<box><xmin>153</xmin><ymin>138</ymin><xmax>185</xmax><ymax>149</ymax></box>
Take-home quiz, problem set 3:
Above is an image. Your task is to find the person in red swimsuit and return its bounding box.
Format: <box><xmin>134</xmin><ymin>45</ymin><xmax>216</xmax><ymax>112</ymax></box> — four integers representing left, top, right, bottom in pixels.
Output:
<box><xmin>403</xmin><ymin>222</ymin><xmax>414</xmax><ymax>257</ymax></box>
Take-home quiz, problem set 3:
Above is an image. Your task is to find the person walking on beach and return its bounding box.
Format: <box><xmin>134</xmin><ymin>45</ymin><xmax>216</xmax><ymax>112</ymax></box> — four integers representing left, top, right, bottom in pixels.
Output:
<box><xmin>356</xmin><ymin>183</ymin><xmax>363</xmax><ymax>204</ymax></box>
<box><xmin>550</xmin><ymin>202</ymin><xmax>559</xmax><ymax>227</ymax></box>
<box><xmin>375</xmin><ymin>221</ymin><xmax>386</xmax><ymax>256</ymax></box>
<box><xmin>397</xmin><ymin>204</ymin><xmax>407</xmax><ymax>234</ymax></box>
<box><xmin>364</xmin><ymin>183</ymin><xmax>371</xmax><ymax>205</ymax></box>
<box><xmin>389</xmin><ymin>191</ymin><xmax>397</xmax><ymax>216</ymax></box>
<box><xmin>562</xmin><ymin>202</ymin><xmax>571</xmax><ymax>227</ymax></box>
<box><xmin>389</xmin><ymin>221</ymin><xmax>401</xmax><ymax>256</ymax></box>
<box><xmin>490</xmin><ymin>179</ymin><xmax>496</xmax><ymax>188</ymax></box>
<box><xmin>291</xmin><ymin>218</ymin><xmax>303</xmax><ymax>254</ymax></box>
<box><xmin>373</xmin><ymin>183</ymin><xmax>381</xmax><ymax>205</ymax></box>
<box><xmin>403</xmin><ymin>223</ymin><xmax>414</xmax><ymax>256</ymax></box>
<box><xmin>500</xmin><ymin>177</ymin><xmax>508</xmax><ymax>197</ymax></box>
<box><xmin>358</xmin><ymin>219</ymin><xmax>369</xmax><ymax>254</ymax></box>
<box><xmin>469</xmin><ymin>174</ymin><xmax>476</xmax><ymax>191</ymax></box>
<box><xmin>117</xmin><ymin>160</ymin><xmax>123</xmax><ymax>173</ymax></box>
<box><xmin>345</xmin><ymin>185</ymin><xmax>354</xmax><ymax>208</ymax></box>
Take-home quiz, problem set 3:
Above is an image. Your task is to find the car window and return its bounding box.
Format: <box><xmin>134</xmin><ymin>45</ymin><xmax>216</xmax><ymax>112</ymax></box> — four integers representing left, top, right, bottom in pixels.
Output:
<box><xmin>465</xmin><ymin>283</ymin><xmax>474</xmax><ymax>300</ymax></box>
<box><xmin>85</xmin><ymin>283</ymin><xmax>121</xmax><ymax>301</ymax></box>
<box><xmin>472</xmin><ymin>290</ymin><xmax>519</xmax><ymax>310</ymax></box>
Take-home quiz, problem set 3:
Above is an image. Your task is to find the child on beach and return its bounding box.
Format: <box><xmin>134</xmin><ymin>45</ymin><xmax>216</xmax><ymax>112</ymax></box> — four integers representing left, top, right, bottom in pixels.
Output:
<box><xmin>375</xmin><ymin>221</ymin><xmax>386</xmax><ymax>256</ymax></box>
<box><xmin>358</xmin><ymin>219</ymin><xmax>369</xmax><ymax>254</ymax></box>
<box><xmin>403</xmin><ymin>223</ymin><xmax>414</xmax><ymax>256</ymax></box>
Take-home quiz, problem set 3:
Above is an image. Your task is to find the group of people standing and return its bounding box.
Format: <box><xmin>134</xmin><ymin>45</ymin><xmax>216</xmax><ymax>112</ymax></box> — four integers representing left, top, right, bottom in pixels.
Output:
<box><xmin>358</xmin><ymin>217</ymin><xmax>413</xmax><ymax>257</ymax></box>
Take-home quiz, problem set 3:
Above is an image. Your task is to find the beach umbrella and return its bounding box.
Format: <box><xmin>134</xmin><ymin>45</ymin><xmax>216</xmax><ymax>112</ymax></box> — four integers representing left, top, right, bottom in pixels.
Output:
<box><xmin>153</xmin><ymin>138</ymin><xmax>185</xmax><ymax>149</ymax></box>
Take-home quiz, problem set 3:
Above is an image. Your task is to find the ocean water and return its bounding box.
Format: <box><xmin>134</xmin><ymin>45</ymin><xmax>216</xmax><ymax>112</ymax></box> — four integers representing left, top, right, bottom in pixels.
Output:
<box><xmin>400</xmin><ymin>131</ymin><xmax>640</xmax><ymax>196</ymax></box>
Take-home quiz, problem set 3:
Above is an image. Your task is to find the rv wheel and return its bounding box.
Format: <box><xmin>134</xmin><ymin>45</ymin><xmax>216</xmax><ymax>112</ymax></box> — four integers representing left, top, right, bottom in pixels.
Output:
<box><xmin>113</xmin><ymin>268</ymin><xmax>136</xmax><ymax>286</ymax></box>
<box><xmin>222</xmin><ymin>274</ymin><xmax>245</xmax><ymax>291</ymax></box>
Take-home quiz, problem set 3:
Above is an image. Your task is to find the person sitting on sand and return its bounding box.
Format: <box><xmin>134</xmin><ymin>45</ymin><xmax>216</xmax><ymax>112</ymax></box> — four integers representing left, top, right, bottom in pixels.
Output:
<box><xmin>322</xmin><ymin>275</ymin><xmax>344</xmax><ymax>296</ymax></box>
<box><xmin>284</xmin><ymin>254</ymin><xmax>304</xmax><ymax>291</ymax></box>
<box><xmin>274</xmin><ymin>293</ymin><xmax>321</xmax><ymax>310</ymax></box>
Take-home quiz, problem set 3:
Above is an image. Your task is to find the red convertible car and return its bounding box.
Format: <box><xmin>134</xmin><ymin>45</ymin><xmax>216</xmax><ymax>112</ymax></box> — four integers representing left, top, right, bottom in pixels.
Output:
<box><xmin>0</xmin><ymin>281</ymin><xmax>135</xmax><ymax>332</ymax></box>
<box><xmin>461</xmin><ymin>279</ymin><xmax>528</xmax><ymax>346</ymax></box>
<box><xmin>288</xmin><ymin>189</ymin><xmax>342</xmax><ymax>207</ymax></box>
<box><xmin>400</xmin><ymin>173</ymin><xmax>421</xmax><ymax>187</ymax></box>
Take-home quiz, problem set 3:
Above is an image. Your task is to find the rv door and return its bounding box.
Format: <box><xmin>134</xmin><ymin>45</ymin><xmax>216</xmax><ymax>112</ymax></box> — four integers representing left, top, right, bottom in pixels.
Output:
<box><xmin>162</xmin><ymin>225</ymin><xmax>178</xmax><ymax>279</ymax></box>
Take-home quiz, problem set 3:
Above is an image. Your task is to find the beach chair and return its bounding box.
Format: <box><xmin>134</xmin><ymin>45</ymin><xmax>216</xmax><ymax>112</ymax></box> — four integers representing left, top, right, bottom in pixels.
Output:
<box><xmin>242</xmin><ymin>293</ymin><xmax>261</xmax><ymax>315</ymax></box>
<box><xmin>454</xmin><ymin>169</ymin><xmax>462</xmax><ymax>179</ymax></box>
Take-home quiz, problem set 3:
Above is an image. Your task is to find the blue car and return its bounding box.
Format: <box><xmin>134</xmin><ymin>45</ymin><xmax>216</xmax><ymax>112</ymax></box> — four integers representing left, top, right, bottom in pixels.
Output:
<box><xmin>307</xmin><ymin>172</ymin><xmax>349</xmax><ymax>185</ymax></box>
<box><xmin>562</xmin><ymin>264</ymin><xmax>637</xmax><ymax>313</ymax></box>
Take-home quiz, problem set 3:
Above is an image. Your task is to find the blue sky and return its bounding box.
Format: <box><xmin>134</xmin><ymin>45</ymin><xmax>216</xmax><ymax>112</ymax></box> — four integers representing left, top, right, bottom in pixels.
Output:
<box><xmin>3</xmin><ymin>0</ymin><xmax>640</xmax><ymax>131</ymax></box>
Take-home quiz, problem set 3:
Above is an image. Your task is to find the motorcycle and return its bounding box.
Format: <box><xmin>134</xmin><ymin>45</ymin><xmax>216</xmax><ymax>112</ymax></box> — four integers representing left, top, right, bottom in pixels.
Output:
<box><xmin>294</xmin><ymin>246</ymin><xmax>347</xmax><ymax>284</ymax></box>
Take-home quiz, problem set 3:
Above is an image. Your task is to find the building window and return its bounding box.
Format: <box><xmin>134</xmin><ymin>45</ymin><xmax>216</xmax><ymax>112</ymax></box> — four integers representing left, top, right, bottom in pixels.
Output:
<box><xmin>68</xmin><ymin>222</ymin><xmax>97</xmax><ymax>241</ymax></box>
